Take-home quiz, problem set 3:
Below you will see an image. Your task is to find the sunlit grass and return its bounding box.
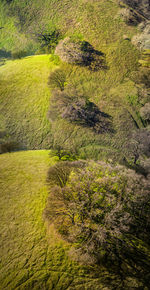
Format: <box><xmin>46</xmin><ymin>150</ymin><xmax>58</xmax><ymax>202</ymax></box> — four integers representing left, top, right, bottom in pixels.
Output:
<box><xmin>0</xmin><ymin>0</ymin><xmax>143</xmax><ymax>159</ymax></box>
<box><xmin>0</xmin><ymin>55</ymin><xmax>57</xmax><ymax>149</ymax></box>
<box><xmin>0</xmin><ymin>150</ymin><xmax>119</xmax><ymax>289</ymax></box>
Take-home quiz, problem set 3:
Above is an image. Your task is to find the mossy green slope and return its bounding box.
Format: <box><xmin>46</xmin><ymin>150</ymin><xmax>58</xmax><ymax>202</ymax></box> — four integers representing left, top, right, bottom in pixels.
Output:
<box><xmin>0</xmin><ymin>55</ymin><xmax>56</xmax><ymax>149</ymax></box>
<box><xmin>0</xmin><ymin>150</ymin><xmax>123</xmax><ymax>289</ymax></box>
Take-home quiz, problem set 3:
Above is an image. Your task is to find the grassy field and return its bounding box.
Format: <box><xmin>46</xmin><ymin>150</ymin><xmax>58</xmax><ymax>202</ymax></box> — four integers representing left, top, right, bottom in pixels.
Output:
<box><xmin>0</xmin><ymin>150</ymin><xmax>124</xmax><ymax>289</ymax></box>
<box><xmin>0</xmin><ymin>55</ymin><xmax>56</xmax><ymax>149</ymax></box>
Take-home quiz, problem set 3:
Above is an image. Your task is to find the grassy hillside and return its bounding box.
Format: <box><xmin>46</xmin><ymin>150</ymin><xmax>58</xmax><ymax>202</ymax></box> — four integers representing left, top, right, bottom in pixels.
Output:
<box><xmin>1</xmin><ymin>0</ymin><xmax>147</xmax><ymax>160</ymax></box>
<box><xmin>0</xmin><ymin>55</ymin><xmax>56</xmax><ymax>149</ymax></box>
<box><xmin>0</xmin><ymin>0</ymin><xmax>140</xmax><ymax>54</ymax></box>
<box><xmin>0</xmin><ymin>150</ymin><xmax>127</xmax><ymax>289</ymax></box>
<box><xmin>0</xmin><ymin>42</ymin><xmax>143</xmax><ymax>160</ymax></box>
<box><xmin>0</xmin><ymin>1</ymin><xmax>150</xmax><ymax>288</ymax></box>
<box><xmin>0</xmin><ymin>51</ymin><xmax>142</xmax><ymax>159</ymax></box>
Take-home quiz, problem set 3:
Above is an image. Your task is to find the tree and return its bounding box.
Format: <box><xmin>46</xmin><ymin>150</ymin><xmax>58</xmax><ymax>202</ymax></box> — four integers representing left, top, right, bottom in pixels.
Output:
<box><xmin>140</xmin><ymin>103</ymin><xmax>150</xmax><ymax>122</ymax></box>
<box><xmin>48</xmin><ymin>69</ymin><xmax>66</xmax><ymax>91</ymax></box>
<box><xmin>45</xmin><ymin>160</ymin><xmax>150</xmax><ymax>274</ymax></box>
<box><xmin>48</xmin><ymin>88</ymin><xmax>113</xmax><ymax>133</ymax></box>
<box><xmin>125</xmin><ymin>128</ymin><xmax>150</xmax><ymax>164</ymax></box>
<box><xmin>55</xmin><ymin>37</ymin><xmax>106</xmax><ymax>70</ymax></box>
<box><xmin>35</xmin><ymin>29</ymin><xmax>61</xmax><ymax>53</ymax></box>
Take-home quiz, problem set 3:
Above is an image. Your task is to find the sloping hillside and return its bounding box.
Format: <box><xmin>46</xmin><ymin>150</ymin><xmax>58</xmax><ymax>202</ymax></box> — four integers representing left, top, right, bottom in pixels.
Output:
<box><xmin>0</xmin><ymin>1</ymin><xmax>149</xmax><ymax>162</ymax></box>
<box><xmin>0</xmin><ymin>150</ymin><xmax>126</xmax><ymax>289</ymax></box>
<box><xmin>0</xmin><ymin>55</ymin><xmax>55</xmax><ymax>149</ymax></box>
<box><xmin>0</xmin><ymin>1</ymin><xmax>144</xmax><ymax>160</ymax></box>
<box><xmin>0</xmin><ymin>0</ymin><xmax>150</xmax><ymax>288</ymax></box>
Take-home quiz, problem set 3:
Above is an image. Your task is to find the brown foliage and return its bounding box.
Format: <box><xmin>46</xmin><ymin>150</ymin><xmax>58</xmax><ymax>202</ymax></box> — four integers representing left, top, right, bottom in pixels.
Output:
<box><xmin>124</xmin><ymin>128</ymin><xmax>150</xmax><ymax>164</ymax></box>
<box><xmin>45</xmin><ymin>161</ymin><xmax>150</xmax><ymax>268</ymax></box>
<box><xmin>140</xmin><ymin>102</ymin><xmax>150</xmax><ymax>121</ymax></box>
<box><xmin>55</xmin><ymin>37</ymin><xmax>107</xmax><ymax>70</ymax></box>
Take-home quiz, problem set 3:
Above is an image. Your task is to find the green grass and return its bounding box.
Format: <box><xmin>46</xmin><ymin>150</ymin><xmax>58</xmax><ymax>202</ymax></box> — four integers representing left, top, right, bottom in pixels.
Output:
<box><xmin>0</xmin><ymin>150</ymin><xmax>124</xmax><ymax>289</ymax></box>
<box><xmin>0</xmin><ymin>55</ymin><xmax>57</xmax><ymax>149</ymax></box>
<box><xmin>0</xmin><ymin>1</ymin><xmax>29</xmax><ymax>54</ymax></box>
<box><xmin>0</xmin><ymin>0</ymin><xmax>139</xmax><ymax>56</ymax></box>
<box><xmin>0</xmin><ymin>0</ymin><xmax>144</xmax><ymax>160</ymax></box>
<box><xmin>0</xmin><ymin>50</ymin><xmax>142</xmax><ymax>159</ymax></box>
<box><xmin>0</xmin><ymin>1</ymin><xmax>149</xmax><ymax>287</ymax></box>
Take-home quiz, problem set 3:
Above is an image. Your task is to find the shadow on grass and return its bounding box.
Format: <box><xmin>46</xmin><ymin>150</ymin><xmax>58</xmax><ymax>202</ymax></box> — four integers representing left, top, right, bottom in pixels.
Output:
<box><xmin>62</xmin><ymin>100</ymin><xmax>114</xmax><ymax>134</ymax></box>
<box><xmin>0</xmin><ymin>49</ymin><xmax>11</xmax><ymax>58</ymax></box>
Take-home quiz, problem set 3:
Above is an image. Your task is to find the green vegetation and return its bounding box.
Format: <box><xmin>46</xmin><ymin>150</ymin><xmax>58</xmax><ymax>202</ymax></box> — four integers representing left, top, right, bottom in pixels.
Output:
<box><xmin>0</xmin><ymin>55</ymin><xmax>56</xmax><ymax>149</ymax></box>
<box><xmin>0</xmin><ymin>0</ymin><xmax>150</xmax><ymax>288</ymax></box>
<box><xmin>0</xmin><ymin>150</ymin><xmax>136</xmax><ymax>289</ymax></box>
<box><xmin>0</xmin><ymin>0</ymin><xmax>146</xmax><ymax>161</ymax></box>
<box><xmin>45</xmin><ymin>160</ymin><xmax>150</xmax><ymax>288</ymax></box>
<box><xmin>0</xmin><ymin>151</ymin><xmax>86</xmax><ymax>289</ymax></box>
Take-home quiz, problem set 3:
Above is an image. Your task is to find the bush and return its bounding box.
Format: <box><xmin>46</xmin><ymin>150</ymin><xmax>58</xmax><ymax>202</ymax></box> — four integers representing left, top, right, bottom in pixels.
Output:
<box><xmin>55</xmin><ymin>37</ymin><xmax>93</xmax><ymax>65</ymax></box>
<box><xmin>49</xmin><ymin>145</ymin><xmax>78</xmax><ymax>161</ymax></box>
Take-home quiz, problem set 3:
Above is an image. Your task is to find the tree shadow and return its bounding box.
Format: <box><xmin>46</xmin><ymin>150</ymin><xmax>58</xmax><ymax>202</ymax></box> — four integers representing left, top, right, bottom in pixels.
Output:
<box><xmin>0</xmin><ymin>49</ymin><xmax>11</xmax><ymax>58</ymax></box>
<box><xmin>82</xmin><ymin>101</ymin><xmax>114</xmax><ymax>133</ymax></box>
<box><xmin>62</xmin><ymin>99</ymin><xmax>114</xmax><ymax>134</ymax></box>
<box><xmin>0</xmin><ymin>50</ymin><xmax>11</xmax><ymax>66</ymax></box>
<box><xmin>121</xmin><ymin>157</ymin><xmax>149</xmax><ymax>177</ymax></box>
<box><xmin>78</xmin><ymin>41</ymin><xmax>108</xmax><ymax>71</ymax></box>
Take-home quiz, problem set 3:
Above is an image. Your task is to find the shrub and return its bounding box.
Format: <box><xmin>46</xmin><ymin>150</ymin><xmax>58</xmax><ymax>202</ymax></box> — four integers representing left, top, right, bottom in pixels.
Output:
<box><xmin>47</xmin><ymin>162</ymin><xmax>72</xmax><ymax>188</ymax></box>
<box><xmin>55</xmin><ymin>37</ymin><xmax>93</xmax><ymax>65</ymax></box>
